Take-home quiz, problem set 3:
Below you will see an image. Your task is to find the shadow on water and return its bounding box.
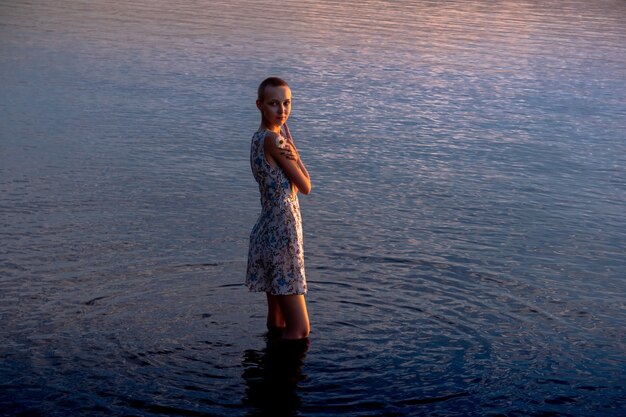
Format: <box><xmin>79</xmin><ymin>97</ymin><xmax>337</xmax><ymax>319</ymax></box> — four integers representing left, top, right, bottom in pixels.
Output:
<box><xmin>241</xmin><ymin>334</ymin><xmax>309</xmax><ymax>417</ymax></box>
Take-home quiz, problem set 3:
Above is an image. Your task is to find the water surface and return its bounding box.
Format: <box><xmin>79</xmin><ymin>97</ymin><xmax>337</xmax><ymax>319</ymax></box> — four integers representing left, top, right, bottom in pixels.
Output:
<box><xmin>1</xmin><ymin>1</ymin><xmax>625</xmax><ymax>416</ymax></box>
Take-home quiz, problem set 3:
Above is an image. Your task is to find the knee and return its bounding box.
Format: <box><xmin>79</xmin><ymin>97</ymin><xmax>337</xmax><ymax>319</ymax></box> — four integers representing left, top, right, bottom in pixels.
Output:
<box><xmin>284</xmin><ymin>322</ymin><xmax>310</xmax><ymax>340</ymax></box>
<box><xmin>298</xmin><ymin>317</ymin><xmax>310</xmax><ymax>338</ymax></box>
<box><xmin>298</xmin><ymin>323</ymin><xmax>310</xmax><ymax>339</ymax></box>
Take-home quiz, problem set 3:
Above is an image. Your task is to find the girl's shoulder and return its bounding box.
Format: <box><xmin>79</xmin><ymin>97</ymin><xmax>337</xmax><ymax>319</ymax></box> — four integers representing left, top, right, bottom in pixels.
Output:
<box><xmin>257</xmin><ymin>130</ymin><xmax>288</xmax><ymax>150</ymax></box>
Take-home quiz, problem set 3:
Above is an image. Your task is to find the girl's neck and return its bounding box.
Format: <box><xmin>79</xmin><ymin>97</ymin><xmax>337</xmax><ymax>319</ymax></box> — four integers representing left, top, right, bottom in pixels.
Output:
<box><xmin>260</xmin><ymin>122</ymin><xmax>282</xmax><ymax>135</ymax></box>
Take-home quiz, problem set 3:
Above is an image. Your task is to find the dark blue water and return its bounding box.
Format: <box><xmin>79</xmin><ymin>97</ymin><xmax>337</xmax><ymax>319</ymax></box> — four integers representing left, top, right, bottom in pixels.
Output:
<box><xmin>1</xmin><ymin>1</ymin><xmax>625</xmax><ymax>416</ymax></box>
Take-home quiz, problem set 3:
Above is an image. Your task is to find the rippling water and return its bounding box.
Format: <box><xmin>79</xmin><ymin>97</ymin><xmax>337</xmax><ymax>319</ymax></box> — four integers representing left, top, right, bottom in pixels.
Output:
<box><xmin>1</xmin><ymin>1</ymin><xmax>625</xmax><ymax>416</ymax></box>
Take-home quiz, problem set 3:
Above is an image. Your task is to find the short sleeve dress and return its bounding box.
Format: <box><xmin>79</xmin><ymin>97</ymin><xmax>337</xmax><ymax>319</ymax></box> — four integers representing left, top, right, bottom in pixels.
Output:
<box><xmin>246</xmin><ymin>128</ymin><xmax>307</xmax><ymax>295</ymax></box>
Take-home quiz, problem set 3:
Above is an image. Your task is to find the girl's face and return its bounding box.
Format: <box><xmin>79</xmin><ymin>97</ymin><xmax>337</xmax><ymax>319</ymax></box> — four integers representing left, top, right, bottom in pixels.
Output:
<box><xmin>257</xmin><ymin>85</ymin><xmax>292</xmax><ymax>131</ymax></box>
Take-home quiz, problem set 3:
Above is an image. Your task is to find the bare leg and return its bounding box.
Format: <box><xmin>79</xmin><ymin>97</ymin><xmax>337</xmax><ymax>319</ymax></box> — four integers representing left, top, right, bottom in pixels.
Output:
<box><xmin>266</xmin><ymin>293</ymin><xmax>286</xmax><ymax>333</ymax></box>
<box><xmin>275</xmin><ymin>294</ymin><xmax>310</xmax><ymax>340</ymax></box>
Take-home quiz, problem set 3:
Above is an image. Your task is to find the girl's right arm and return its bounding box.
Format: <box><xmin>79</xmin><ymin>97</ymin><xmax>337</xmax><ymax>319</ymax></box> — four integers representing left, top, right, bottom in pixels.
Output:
<box><xmin>264</xmin><ymin>133</ymin><xmax>311</xmax><ymax>195</ymax></box>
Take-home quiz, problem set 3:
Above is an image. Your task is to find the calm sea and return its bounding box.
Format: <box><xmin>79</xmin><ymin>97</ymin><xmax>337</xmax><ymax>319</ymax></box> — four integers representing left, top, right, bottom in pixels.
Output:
<box><xmin>1</xmin><ymin>1</ymin><xmax>625</xmax><ymax>416</ymax></box>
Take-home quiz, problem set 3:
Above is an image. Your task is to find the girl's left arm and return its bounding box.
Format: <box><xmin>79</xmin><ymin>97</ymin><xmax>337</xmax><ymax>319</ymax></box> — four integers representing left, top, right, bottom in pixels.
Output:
<box><xmin>283</xmin><ymin>123</ymin><xmax>310</xmax><ymax>180</ymax></box>
<box><xmin>297</xmin><ymin>156</ymin><xmax>310</xmax><ymax>179</ymax></box>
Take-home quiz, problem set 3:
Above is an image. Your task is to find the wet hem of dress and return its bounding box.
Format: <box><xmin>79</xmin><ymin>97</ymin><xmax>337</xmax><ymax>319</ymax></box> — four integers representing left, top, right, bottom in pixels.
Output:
<box><xmin>247</xmin><ymin>288</ymin><xmax>307</xmax><ymax>296</ymax></box>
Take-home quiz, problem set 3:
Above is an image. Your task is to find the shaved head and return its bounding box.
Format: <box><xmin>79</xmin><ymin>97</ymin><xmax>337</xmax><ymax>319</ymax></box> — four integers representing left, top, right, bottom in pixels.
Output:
<box><xmin>258</xmin><ymin>77</ymin><xmax>289</xmax><ymax>102</ymax></box>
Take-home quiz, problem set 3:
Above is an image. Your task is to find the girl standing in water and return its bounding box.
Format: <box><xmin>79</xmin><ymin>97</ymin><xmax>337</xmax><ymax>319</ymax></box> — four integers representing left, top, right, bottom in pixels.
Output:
<box><xmin>246</xmin><ymin>77</ymin><xmax>311</xmax><ymax>341</ymax></box>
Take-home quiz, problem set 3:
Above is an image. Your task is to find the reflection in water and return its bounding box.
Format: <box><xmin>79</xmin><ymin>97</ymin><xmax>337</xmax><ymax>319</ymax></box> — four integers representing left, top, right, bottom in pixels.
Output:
<box><xmin>242</xmin><ymin>335</ymin><xmax>309</xmax><ymax>416</ymax></box>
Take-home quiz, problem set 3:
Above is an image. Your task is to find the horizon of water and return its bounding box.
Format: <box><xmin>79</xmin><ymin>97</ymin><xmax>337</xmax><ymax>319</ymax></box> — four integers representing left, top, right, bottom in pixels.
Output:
<box><xmin>1</xmin><ymin>1</ymin><xmax>625</xmax><ymax>416</ymax></box>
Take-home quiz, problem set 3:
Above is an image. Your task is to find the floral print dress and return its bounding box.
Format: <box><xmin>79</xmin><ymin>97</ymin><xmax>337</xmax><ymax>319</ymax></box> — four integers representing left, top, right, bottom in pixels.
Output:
<box><xmin>246</xmin><ymin>128</ymin><xmax>307</xmax><ymax>295</ymax></box>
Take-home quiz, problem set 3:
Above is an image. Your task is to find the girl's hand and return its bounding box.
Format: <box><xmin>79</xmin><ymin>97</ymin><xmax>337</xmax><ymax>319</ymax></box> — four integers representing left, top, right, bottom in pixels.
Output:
<box><xmin>274</xmin><ymin>135</ymin><xmax>297</xmax><ymax>160</ymax></box>
<box><xmin>265</xmin><ymin>132</ymin><xmax>311</xmax><ymax>194</ymax></box>
<box><xmin>280</xmin><ymin>141</ymin><xmax>300</xmax><ymax>161</ymax></box>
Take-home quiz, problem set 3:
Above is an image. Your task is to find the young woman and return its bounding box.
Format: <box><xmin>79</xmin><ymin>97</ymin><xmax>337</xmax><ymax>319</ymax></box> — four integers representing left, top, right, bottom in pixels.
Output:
<box><xmin>246</xmin><ymin>77</ymin><xmax>311</xmax><ymax>341</ymax></box>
